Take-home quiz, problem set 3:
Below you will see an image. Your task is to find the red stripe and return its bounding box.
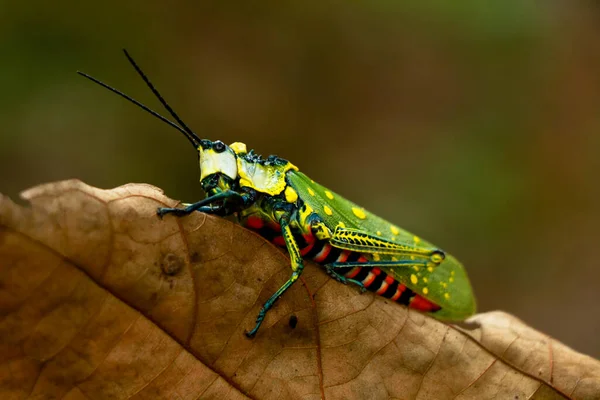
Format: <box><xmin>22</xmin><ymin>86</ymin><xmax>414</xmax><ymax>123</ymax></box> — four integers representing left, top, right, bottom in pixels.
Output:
<box><xmin>303</xmin><ymin>233</ymin><xmax>315</xmax><ymax>244</ymax></box>
<box><xmin>300</xmin><ymin>242</ymin><xmax>314</xmax><ymax>256</ymax></box>
<box><xmin>385</xmin><ymin>275</ymin><xmax>395</xmax><ymax>284</ymax></box>
<box><xmin>345</xmin><ymin>266</ymin><xmax>362</xmax><ymax>279</ymax></box>
<box><xmin>372</xmin><ymin>267</ymin><xmax>382</xmax><ymax>276</ymax></box>
<box><xmin>272</xmin><ymin>236</ymin><xmax>285</xmax><ymax>247</ymax></box>
<box><xmin>362</xmin><ymin>271</ymin><xmax>376</xmax><ymax>287</ymax></box>
<box><xmin>357</xmin><ymin>255</ymin><xmax>369</xmax><ymax>263</ymax></box>
<box><xmin>336</xmin><ymin>251</ymin><xmax>350</xmax><ymax>263</ymax></box>
<box><xmin>313</xmin><ymin>244</ymin><xmax>332</xmax><ymax>263</ymax></box>
<box><xmin>375</xmin><ymin>280</ymin><xmax>389</xmax><ymax>295</ymax></box>
<box><xmin>409</xmin><ymin>295</ymin><xmax>441</xmax><ymax>312</ymax></box>
<box><xmin>245</xmin><ymin>216</ymin><xmax>264</xmax><ymax>229</ymax></box>
<box><xmin>390</xmin><ymin>284</ymin><xmax>406</xmax><ymax>301</ymax></box>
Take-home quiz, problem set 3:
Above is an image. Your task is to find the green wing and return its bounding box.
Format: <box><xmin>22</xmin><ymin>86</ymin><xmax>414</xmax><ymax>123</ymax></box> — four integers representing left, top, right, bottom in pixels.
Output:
<box><xmin>287</xmin><ymin>170</ymin><xmax>476</xmax><ymax>320</ymax></box>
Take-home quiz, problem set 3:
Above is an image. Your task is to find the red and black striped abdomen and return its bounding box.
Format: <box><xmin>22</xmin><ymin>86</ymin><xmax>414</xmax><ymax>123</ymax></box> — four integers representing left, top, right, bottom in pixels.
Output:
<box><xmin>241</xmin><ymin>216</ymin><xmax>441</xmax><ymax>313</ymax></box>
<box><xmin>303</xmin><ymin>240</ymin><xmax>441</xmax><ymax>313</ymax></box>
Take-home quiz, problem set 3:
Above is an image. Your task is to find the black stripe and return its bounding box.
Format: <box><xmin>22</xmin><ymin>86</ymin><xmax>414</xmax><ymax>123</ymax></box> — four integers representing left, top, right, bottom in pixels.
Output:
<box><xmin>291</xmin><ymin>228</ymin><xmax>309</xmax><ymax>249</ymax></box>
<box><xmin>382</xmin><ymin>278</ymin><xmax>399</xmax><ymax>299</ymax></box>
<box><xmin>330</xmin><ymin>251</ymin><xmax>363</xmax><ymax>278</ymax></box>
<box><xmin>348</xmin><ymin>267</ymin><xmax>370</xmax><ymax>283</ymax></box>
<box><xmin>346</xmin><ymin>252</ymin><xmax>362</xmax><ymax>262</ymax></box>
<box><xmin>365</xmin><ymin>270</ymin><xmax>386</xmax><ymax>291</ymax></box>
<box><xmin>323</xmin><ymin>247</ymin><xmax>342</xmax><ymax>264</ymax></box>
<box><xmin>257</xmin><ymin>226</ymin><xmax>280</xmax><ymax>242</ymax></box>
<box><xmin>335</xmin><ymin>266</ymin><xmax>353</xmax><ymax>275</ymax></box>
<box><xmin>304</xmin><ymin>240</ymin><xmax>325</xmax><ymax>259</ymax></box>
<box><xmin>397</xmin><ymin>286</ymin><xmax>415</xmax><ymax>306</ymax></box>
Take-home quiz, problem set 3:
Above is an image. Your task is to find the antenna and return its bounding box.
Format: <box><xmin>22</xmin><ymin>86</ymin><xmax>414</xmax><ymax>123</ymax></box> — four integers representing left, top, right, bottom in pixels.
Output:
<box><xmin>77</xmin><ymin>71</ymin><xmax>197</xmax><ymax>145</ymax></box>
<box><xmin>121</xmin><ymin>49</ymin><xmax>202</xmax><ymax>146</ymax></box>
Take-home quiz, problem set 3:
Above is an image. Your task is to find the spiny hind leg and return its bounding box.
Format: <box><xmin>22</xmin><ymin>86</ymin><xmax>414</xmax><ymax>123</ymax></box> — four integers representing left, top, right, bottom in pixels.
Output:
<box><xmin>246</xmin><ymin>210</ymin><xmax>304</xmax><ymax>338</ymax></box>
<box><xmin>323</xmin><ymin>265</ymin><xmax>366</xmax><ymax>291</ymax></box>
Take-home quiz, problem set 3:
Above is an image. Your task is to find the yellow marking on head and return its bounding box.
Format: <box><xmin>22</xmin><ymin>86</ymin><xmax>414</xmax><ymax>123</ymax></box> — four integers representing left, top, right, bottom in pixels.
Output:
<box><xmin>391</xmin><ymin>256</ymin><xmax>398</xmax><ymax>261</ymax></box>
<box><xmin>423</xmin><ymin>277</ymin><xmax>428</xmax><ymax>283</ymax></box>
<box><xmin>372</xmin><ymin>253</ymin><xmax>381</xmax><ymax>261</ymax></box>
<box><xmin>423</xmin><ymin>287</ymin><xmax>429</xmax><ymax>295</ymax></box>
<box><xmin>325</xmin><ymin>190</ymin><xmax>334</xmax><ymax>200</ymax></box>
<box><xmin>323</xmin><ymin>205</ymin><xmax>333</xmax><ymax>216</ymax></box>
<box><xmin>390</xmin><ymin>226</ymin><xmax>400</xmax><ymax>235</ymax></box>
<box><xmin>229</xmin><ymin>142</ymin><xmax>247</xmax><ymax>154</ymax></box>
<box><xmin>308</xmin><ymin>188</ymin><xmax>315</xmax><ymax>196</ymax></box>
<box><xmin>352</xmin><ymin>207</ymin><xmax>367</xmax><ymax>219</ymax></box>
<box><xmin>413</xmin><ymin>236</ymin><xmax>421</xmax><ymax>244</ymax></box>
<box><xmin>444</xmin><ymin>293</ymin><xmax>450</xmax><ymax>300</ymax></box>
<box><xmin>427</xmin><ymin>266</ymin><xmax>434</xmax><ymax>273</ymax></box>
<box><xmin>410</xmin><ymin>274</ymin><xmax>418</xmax><ymax>284</ymax></box>
<box><xmin>284</xmin><ymin>186</ymin><xmax>298</xmax><ymax>203</ymax></box>
<box><xmin>412</xmin><ymin>266</ymin><xmax>420</xmax><ymax>272</ymax></box>
<box><xmin>376</xmin><ymin>231</ymin><xmax>382</xmax><ymax>236</ymax></box>
<box><xmin>449</xmin><ymin>277</ymin><xmax>454</xmax><ymax>283</ymax></box>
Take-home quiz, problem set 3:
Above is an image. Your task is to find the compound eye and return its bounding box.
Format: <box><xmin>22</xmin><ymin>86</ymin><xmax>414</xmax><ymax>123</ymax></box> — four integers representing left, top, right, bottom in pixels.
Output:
<box><xmin>213</xmin><ymin>141</ymin><xmax>226</xmax><ymax>153</ymax></box>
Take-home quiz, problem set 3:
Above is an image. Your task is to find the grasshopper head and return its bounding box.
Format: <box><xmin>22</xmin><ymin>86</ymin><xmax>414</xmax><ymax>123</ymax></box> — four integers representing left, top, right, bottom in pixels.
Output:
<box><xmin>197</xmin><ymin>141</ymin><xmax>248</xmax><ymax>196</ymax></box>
<box><xmin>197</xmin><ymin>140</ymin><xmax>240</xmax><ymax>195</ymax></box>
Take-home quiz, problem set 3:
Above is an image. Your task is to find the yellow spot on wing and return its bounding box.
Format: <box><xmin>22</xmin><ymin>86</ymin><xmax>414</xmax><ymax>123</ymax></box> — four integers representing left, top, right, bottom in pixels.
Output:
<box><xmin>410</xmin><ymin>274</ymin><xmax>418</xmax><ymax>284</ymax></box>
<box><xmin>376</xmin><ymin>231</ymin><xmax>382</xmax><ymax>236</ymax></box>
<box><xmin>444</xmin><ymin>293</ymin><xmax>450</xmax><ymax>300</ymax></box>
<box><xmin>391</xmin><ymin>256</ymin><xmax>398</xmax><ymax>261</ymax></box>
<box><xmin>325</xmin><ymin>190</ymin><xmax>334</xmax><ymax>200</ymax></box>
<box><xmin>423</xmin><ymin>277</ymin><xmax>428</xmax><ymax>283</ymax></box>
<box><xmin>427</xmin><ymin>266</ymin><xmax>434</xmax><ymax>272</ymax></box>
<box><xmin>390</xmin><ymin>226</ymin><xmax>400</xmax><ymax>235</ymax></box>
<box><xmin>352</xmin><ymin>207</ymin><xmax>367</xmax><ymax>219</ymax></box>
<box><xmin>413</xmin><ymin>236</ymin><xmax>421</xmax><ymax>244</ymax></box>
<box><xmin>337</xmin><ymin>221</ymin><xmax>346</xmax><ymax>228</ymax></box>
<box><xmin>449</xmin><ymin>277</ymin><xmax>454</xmax><ymax>283</ymax></box>
<box><xmin>423</xmin><ymin>287</ymin><xmax>429</xmax><ymax>295</ymax></box>
<box><xmin>323</xmin><ymin>205</ymin><xmax>333</xmax><ymax>216</ymax></box>
<box><xmin>412</xmin><ymin>266</ymin><xmax>420</xmax><ymax>271</ymax></box>
<box><xmin>372</xmin><ymin>253</ymin><xmax>380</xmax><ymax>261</ymax></box>
<box><xmin>284</xmin><ymin>186</ymin><xmax>298</xmax><ymax>203</ymax></box>
<box><xmin>308</xmin><ymin>188</ymin><xmax>315</xmax><ymax>196</ymax></box>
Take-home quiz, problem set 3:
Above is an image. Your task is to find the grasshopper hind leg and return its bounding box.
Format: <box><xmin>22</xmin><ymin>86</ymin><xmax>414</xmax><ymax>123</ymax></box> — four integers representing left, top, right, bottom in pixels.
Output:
<box><xmin>246</xmin><ymin>210</ymin><xmax>305</xmax><ymax>338</ymax></box>
<box><xmin>324</xmin><ymin>265</ymin><xmax>366</xmax><ymax>291</ymax></box>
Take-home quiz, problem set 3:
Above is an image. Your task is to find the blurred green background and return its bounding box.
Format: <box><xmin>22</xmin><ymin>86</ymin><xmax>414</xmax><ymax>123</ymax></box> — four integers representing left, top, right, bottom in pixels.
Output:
<box><xmin>1</xmin><ymin>1</ymin><xmax>599</xmax><ymax>358</ymax></box>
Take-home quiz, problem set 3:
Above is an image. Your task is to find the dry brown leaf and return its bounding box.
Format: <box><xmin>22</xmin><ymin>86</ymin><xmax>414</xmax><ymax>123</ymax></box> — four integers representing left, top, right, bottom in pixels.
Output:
<box><xmin>0</xmin><ymin>180</ymin><xmax>599</xmax><ymax>400</ymax></box>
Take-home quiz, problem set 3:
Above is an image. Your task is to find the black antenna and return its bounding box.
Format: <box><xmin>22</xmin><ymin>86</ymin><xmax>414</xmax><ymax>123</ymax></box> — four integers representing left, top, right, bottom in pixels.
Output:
<box><xmin>77</xmin><ymin>71</ymin><xmax>196</xmax><ymax>144</ymax></box>
<box><xmin>121</xmin><ymin>49</ymin><xmax>202</xmax><ymax>147</ymax></box>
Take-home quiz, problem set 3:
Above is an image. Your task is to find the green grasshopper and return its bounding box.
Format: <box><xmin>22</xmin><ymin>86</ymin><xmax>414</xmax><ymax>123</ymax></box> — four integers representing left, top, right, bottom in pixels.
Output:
<box><xmin>79</xmin><ymin>50</ymin><xmax>476</xmax><ymax>337</ymax></box>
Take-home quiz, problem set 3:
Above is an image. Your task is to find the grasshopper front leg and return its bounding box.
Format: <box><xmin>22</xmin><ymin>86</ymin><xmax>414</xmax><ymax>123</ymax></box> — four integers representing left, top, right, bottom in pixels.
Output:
<box><xmin>245</xmin><ymin>210</ymin><xmax>304</xmax><ymax>338</ymax></box>
<box><xmin>157</xmin><ymin>190</ymin><xmax>245</xmax><ymax>218</ymax></box>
